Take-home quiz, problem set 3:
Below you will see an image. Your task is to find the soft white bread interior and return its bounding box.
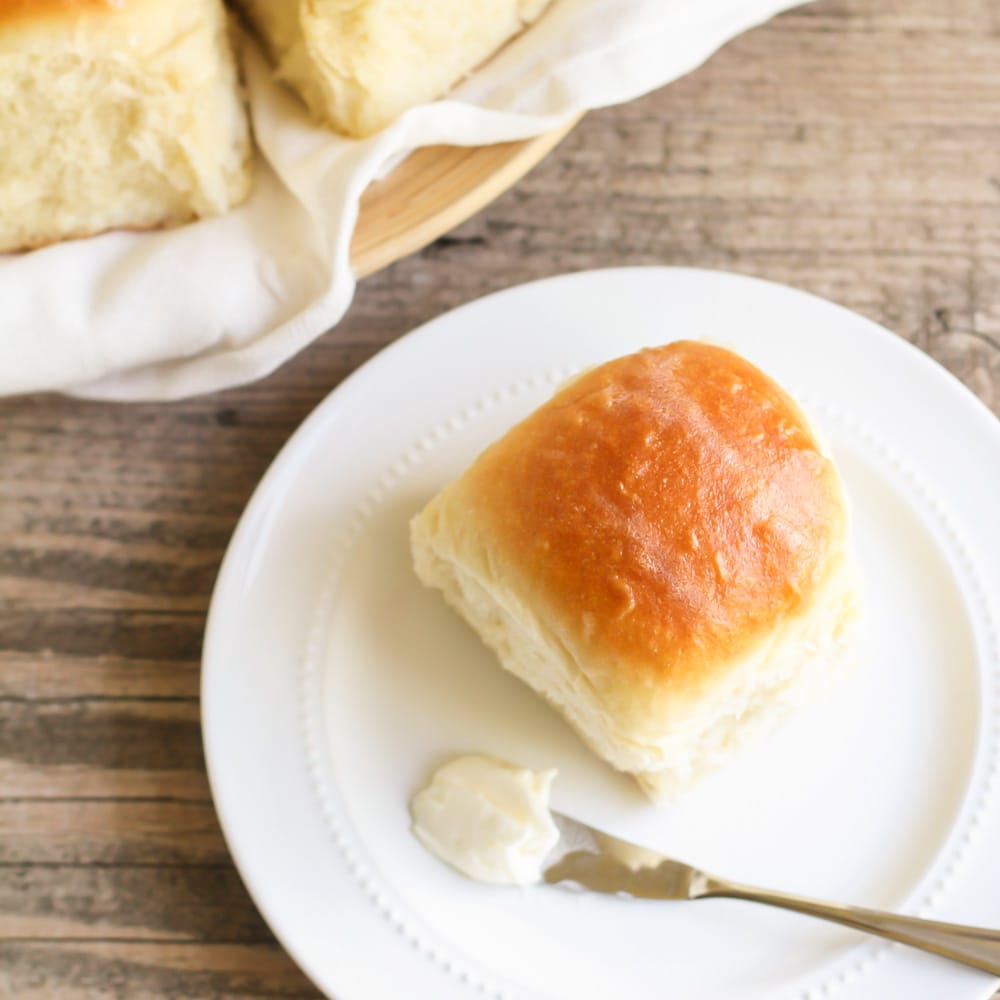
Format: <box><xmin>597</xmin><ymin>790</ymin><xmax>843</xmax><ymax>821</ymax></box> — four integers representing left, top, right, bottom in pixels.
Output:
<box><xmin>0</xmin><ymin>0</ymin><xmax>251</xmax><ymax>253</ymax></box>
<box><xmin>411</xmin><ymin>341</ymin><xmax>861</xmax><ymax>799</ymax></box>
<box><xmin>234</xmin><ymin>0</ymin><xmax>552</xmax><ymax>138</ymax></box>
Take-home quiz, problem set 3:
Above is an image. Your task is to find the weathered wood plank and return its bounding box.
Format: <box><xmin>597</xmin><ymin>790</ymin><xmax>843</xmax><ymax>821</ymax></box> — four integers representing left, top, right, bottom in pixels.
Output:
<box><xmin>0</xmin><ymin>655</ymin><xmax>200</xmax><ymax>701</ymax></box>
<box><xmin>0</xmin><ymin>866</ymin><xmax>270</xmax><ymax>942</ymax></box>
<box><xmin>784</xmin><ymin>2</ymin><xmax>998</xmax><ymax>34</ymax></box>
<box><xmin>0</xmin><ymin>610</ymin><xmax>204</xmax><ymax>661</ymax></box>
<box><xmin>0</xmin><ymin>764</ymin><xmax>211</xmax><ymax>803</ymax></box>
<box><xmin>0</xmin><ymin>701</ymin><xmax>203</xmax><ymax>770</ymax></box>
<box><xmin>0</xmin><ymin>942</ymin><xmax>320</xmax><ymax>1000</ymax></box>
<box><xmin>0</xmin><ymin>801</ymin><xmax>228</xmax><ymax>866</ymax></box>
<box><xmin>0</xmin><ymin>532</ymin><xmax>221</xmax><ymax>592</ymax></box>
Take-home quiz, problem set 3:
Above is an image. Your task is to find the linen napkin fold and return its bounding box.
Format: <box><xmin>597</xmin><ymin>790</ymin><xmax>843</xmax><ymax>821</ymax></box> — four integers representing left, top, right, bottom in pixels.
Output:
<box><xmin>0</xmin><ymin>0</ymin><xmax>804</xmax><ymax>401</ymax></box>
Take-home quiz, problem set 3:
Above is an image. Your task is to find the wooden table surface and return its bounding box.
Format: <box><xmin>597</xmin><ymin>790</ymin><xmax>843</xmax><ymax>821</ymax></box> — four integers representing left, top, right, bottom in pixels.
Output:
<box><xmin>2</xmin><ymin>0</ymin><xmax>999</xmax><ymax>996</ymax></box>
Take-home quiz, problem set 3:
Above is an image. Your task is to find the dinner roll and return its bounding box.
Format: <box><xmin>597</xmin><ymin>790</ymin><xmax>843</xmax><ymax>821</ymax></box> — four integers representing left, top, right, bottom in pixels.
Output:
<box><xmin>0</xmin><ymin>0</ymin><xmax>251</xmax><ymax>253</ymax></box>
<box><xmin>234</xmin><ymin>0</ymin><xmax>552</xmax><ymax>138</ymax></box>
<box><xmin>411</xmin><ymin>342</ymin><xmax>860</xmax><ymax>798</ymax></box>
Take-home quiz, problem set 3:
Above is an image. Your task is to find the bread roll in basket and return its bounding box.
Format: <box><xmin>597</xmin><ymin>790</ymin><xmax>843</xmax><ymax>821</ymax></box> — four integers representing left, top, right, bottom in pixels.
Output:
<box><xmin>0</xmin><ymin>0</ymin><xmax>251</xmax><ymax>254</ymax></box>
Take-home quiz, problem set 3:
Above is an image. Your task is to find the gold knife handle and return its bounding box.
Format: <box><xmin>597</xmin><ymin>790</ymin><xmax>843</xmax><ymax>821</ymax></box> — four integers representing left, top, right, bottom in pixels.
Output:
<box><xmin>702</xmin><ymin>877</ymin><xmax>1000</xmax><ymax>977</ymax></box>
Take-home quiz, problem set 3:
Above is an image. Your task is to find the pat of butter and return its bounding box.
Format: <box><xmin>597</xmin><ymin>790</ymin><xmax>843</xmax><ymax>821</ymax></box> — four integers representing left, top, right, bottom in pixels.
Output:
<box><xmin>410</xmin><ymin>755</ymin><xmax>559</xmax><ymax>886</ymax></box>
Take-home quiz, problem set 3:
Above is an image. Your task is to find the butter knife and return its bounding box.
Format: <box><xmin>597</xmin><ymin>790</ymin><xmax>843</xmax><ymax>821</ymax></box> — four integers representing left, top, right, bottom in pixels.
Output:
<box><xmin>544</xmin><ymin>812</ymin><xmax>1000</xmax><ymax>977</ymax></box>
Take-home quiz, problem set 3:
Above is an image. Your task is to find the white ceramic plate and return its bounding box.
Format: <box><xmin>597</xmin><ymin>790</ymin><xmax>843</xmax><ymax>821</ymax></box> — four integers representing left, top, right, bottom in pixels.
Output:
<box><xmin>202</xmin><ymin>268</ymin><xmax>1000</xmax><ymax>1000</ymax></box>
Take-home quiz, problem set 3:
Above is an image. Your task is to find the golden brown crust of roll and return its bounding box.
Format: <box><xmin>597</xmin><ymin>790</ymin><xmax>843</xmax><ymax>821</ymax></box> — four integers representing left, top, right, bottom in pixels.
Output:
<box><xmin>462</xmin><ymin>341</ymin><xmax>846</xmax><ymax>695</ymax></box>
<box><xmin>0</xmin><ymin>0</ymin><xmax>124</xmax><ymax>26</ymax></box>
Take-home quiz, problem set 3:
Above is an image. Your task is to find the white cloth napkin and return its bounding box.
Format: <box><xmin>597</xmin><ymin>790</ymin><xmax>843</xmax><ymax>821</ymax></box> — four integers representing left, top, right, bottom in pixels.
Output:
<box><xmin>0</xmin><ymin>0</ymin><xmax>803</xmax><ymax>401</ymax></box>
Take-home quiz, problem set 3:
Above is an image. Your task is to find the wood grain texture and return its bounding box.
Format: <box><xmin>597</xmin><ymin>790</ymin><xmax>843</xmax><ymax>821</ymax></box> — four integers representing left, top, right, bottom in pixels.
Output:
<box><xmin>350</xmin><ymin>119</ymin><xmax>581</xmax><ymax>278</ymax></box>
<box><xmin>1</xmin><ymin>0</ymin><xmax>998</xmax><ymax>996</ymax></box>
